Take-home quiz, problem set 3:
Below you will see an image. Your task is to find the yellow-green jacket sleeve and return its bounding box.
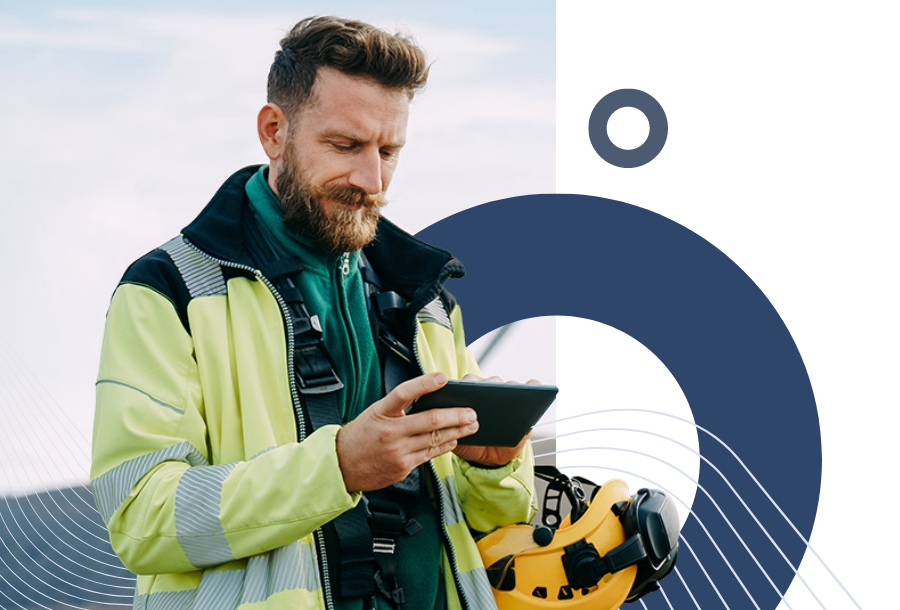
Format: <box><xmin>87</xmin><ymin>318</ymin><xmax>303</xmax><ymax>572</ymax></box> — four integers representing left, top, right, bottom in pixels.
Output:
<box><xmin>91</xmin><ymin>283</ymin><xmax>359</xmax><ymax>575</ymax></box>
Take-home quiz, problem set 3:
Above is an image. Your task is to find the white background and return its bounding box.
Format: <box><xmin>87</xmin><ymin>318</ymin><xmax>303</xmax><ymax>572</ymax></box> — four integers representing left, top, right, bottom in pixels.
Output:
<box><xmin>556</xmin><ymin>2</ymin><xmax>897</xmax><ymax>608</ymax></box>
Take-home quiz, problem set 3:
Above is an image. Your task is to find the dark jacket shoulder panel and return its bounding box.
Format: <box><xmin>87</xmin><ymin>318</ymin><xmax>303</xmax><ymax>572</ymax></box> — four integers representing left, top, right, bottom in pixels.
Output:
<box><xmin>118</xmin><ymin>235</ymin><xmax>256</xmax><ymax>335</ymax></box>
<box><xmin>119</xmin><ymin>247</ymin><xmax>193</xmax><ymax>333</ymax></box>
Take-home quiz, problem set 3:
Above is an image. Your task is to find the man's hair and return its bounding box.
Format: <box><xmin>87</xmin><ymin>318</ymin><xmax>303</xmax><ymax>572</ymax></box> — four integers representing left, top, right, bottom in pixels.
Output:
<box><xmin>268</xmin><ymin>16</ymin><xmax>429</xmax><ymax>120</ymax></box>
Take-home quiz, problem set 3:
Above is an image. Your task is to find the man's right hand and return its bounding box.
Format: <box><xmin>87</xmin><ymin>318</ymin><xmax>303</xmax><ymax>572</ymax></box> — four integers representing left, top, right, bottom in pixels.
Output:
<box><xmin>335</xmin><ymin>372</ymin><xmax>479</xmax><ymax>492</ymax></box>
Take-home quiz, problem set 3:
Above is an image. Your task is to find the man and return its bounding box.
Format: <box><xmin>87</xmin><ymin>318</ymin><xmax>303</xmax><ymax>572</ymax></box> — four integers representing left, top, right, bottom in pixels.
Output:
<box><xmin>91</xmin><ymin>16</ymin><xmax>536</xmax><ymax>610</ymax></box>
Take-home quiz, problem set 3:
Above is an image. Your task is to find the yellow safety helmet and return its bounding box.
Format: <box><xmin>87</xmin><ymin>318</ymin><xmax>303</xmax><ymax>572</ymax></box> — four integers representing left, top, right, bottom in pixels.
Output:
<box><xmin>476</xmin><ymin>467</ymin><xmax>679</xmax><ymax>609</ymax></box>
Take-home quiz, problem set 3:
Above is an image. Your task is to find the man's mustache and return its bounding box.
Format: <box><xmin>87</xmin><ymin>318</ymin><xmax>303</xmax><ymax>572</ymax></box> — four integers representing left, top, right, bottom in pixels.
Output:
<box><xmin>316</xmin><ymin>184</ymin><xmax>387</xmax><ymax>210</ymax></box>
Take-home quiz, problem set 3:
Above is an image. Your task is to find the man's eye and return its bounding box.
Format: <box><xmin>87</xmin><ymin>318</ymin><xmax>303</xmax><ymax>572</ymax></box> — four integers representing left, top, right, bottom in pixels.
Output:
<box><xmin>380</xmin><ymin>149</ymin><xmax>399</xmax><ymax>160</ymax></box>
<box><xmin>332</xmin><ymin>143</ymin><xmax>353</xmax><ymax>151</ymax></box>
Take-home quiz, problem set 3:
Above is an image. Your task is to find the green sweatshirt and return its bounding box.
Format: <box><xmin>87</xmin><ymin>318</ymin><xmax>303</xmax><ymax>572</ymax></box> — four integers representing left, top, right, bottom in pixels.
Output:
<box><xmin>245</xmin><ymin>167</ymin><xmax>444</xmax><ymax>610</ymax></box>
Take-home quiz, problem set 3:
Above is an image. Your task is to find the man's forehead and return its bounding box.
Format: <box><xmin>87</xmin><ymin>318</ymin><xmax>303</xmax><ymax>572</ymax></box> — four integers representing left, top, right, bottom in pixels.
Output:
<box><xmin>311</xmin><ymin>68</ymin><xmax>407</xmax><ymax>104</ymax></box>
<box><xmin>297</xmin><ymin>68</ymin><xmax>410</xmax><ymax>138</ymax></box>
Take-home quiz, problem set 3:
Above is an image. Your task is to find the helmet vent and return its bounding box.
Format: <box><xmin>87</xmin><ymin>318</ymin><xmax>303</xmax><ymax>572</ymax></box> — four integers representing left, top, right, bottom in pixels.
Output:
<box><xmin>531</xmin><ymin>587</ymin><xmax>548</xmax><ymax>599</ymax></box>
<box><xmin>486</xmin><ymin>556</ymin><xmax>516</xmax><ymax>591</ymax></box>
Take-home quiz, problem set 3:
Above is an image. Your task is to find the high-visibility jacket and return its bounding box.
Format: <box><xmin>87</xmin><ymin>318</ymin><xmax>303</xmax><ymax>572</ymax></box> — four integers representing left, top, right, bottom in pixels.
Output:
<box><xmin>90</xmin><ymin>166</ymin><xmax>537</xmax><ymax>610</ymax></box>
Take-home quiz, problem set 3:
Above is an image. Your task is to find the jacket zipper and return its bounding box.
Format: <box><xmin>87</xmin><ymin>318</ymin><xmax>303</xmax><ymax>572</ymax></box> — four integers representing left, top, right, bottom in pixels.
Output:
<box><xmin>183</xmin><ymin>240</ymin><xmax>336</xmax><ymax>610</ymax></box>
<box><xmin>429</xmin><ymin>461</ymin><xmax>471</xmax><ymax>610</ymax></box>
<box><xmin>407</xmin><ymin>266</ymin><xmax>464</xmax><ymax>378</ymax></box>
<box><xmin>413</xmin><ymin>311</ymin><xmax>469</xmax><ymax>610</ymax></box>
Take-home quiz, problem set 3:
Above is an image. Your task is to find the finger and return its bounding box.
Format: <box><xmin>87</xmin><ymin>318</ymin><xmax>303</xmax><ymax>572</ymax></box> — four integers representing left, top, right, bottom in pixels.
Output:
<box><xmin>483</xmin><ymin>375</ymin><xmax>505</xmax><ymax>384</ymax></box>
<box><xmin>526</xmin><ymin>379</ymin><xmax>541</xmax><ymax>385</ymax></box>
<box><xmin>411</xmin><ymin>420</ymin><xmax>478</xmax><ymax>454</ymax></box>
<box><xmin>412</xmin><ymin>439</ymin><xmax>459</xmax><ymax>463</ymax></box>
<box><xmin>461</xmin><ymin>373</ymin><xmax>484</xmax><ymax>382</ymax></box>
<box><xmin>404</xmin><ymin>405</ymin><xmax>477</xmax><ymax>436</ymax></box>
<box><xmin>376</xmin><ymin>372</ymin><xmax>448</xmax><ymax>417</ymax></box>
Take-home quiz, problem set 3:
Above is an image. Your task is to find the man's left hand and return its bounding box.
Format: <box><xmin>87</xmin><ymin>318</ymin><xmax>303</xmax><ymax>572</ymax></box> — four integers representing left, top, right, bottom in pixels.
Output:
<box><xmin>451</xmin><ymin>374</ymin><xmax>537</xmax><ymax>467</ymax></box>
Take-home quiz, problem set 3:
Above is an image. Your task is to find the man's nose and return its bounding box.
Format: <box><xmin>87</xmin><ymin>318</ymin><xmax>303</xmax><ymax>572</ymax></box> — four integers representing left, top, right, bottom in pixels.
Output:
<box><xmin>348</xmin><ymin>148</ymin><xmax>383</xmax><ymax>195</ymax></box>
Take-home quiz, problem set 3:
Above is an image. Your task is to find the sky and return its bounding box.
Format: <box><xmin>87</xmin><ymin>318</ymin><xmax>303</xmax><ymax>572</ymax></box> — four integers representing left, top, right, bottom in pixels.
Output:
<box><xmin>0</xmin><ymin>1</ymin><xmax>556</xmax><ymax>496</ymax></box>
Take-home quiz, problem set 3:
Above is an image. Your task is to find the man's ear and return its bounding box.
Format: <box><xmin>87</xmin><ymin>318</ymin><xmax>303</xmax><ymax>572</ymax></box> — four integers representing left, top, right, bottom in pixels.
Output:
<box><xmin>258</xmin><ymin>103</ymin><xmax>288</xmax><ymax>161</ymax></box>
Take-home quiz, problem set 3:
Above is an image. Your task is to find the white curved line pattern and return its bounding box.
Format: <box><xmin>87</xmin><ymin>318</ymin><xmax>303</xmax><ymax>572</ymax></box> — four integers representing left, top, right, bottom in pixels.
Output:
<box><xmin>533</xmin><ymin>409</ymin><xmax>860</xmax><ymax>609</ymax></box>
<box><xmin>677</xmin><ymin>532</ymin><xmax>730</xmax><ymax>609</ymax></box>
<box><xmin>0</xmin><ymin>341</ymin><xmax>108</xmax><ymax>529</ymax></box>
<box><xmin>675</xmin><ymin>565</ymin><xmax>702</xmax><ymax>610</ymax></box>
<box><xmin>658</xmin><ymin>583</ymin><xmax>676</xmax><ymax>610</ymax></box>
<box><xmin>537</xmin><ymin>408</ymin><xmax>861</xmax><ymax>609</ymax></box>
<box><xmin>554</xmin><ymin>461</ymin><xmax>761</xmax><ymax>609</ymax></box>
<box><xmin>0</xmin><ymin>333</ymin><xmax>136</xmax><ymax>608</ymax></box>
<box><xmin>534</xmin><ymin>425</ymin><xmax>825</xmax><ymax>609</ymax></box>
<box><xmin>548</xmin><ymin>445</ymin><xmax>784</xmax><ymax>608</ymax></box>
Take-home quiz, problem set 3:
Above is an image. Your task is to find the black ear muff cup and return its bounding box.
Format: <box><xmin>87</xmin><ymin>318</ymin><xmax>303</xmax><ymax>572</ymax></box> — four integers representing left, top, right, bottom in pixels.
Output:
<box><xmin>620</xmin><ymin>489</ymin><xmax>679</xmax><ymax>602</ymax></box>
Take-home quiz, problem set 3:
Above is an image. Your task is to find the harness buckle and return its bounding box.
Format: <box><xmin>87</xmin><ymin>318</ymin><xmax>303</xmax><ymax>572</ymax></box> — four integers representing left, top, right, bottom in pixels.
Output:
<box><xmin>292</xmin><ymin>314</ymin><xmax>323</xmax><ymax>345</ymax></box>
<box><xmin>297</xmin><ymin>373</ymin><xmax>344</xmax><ymax>395</ymax></box>
<box><xmin>294</xmin><ymin>343</ymin><xmax>345</xmax><ymax>395</ymax></box>
<box><xmin>374</xmin><ymin>571</ymin><xmax>405</xmax><ymax>605</ymax></box>
<box><xmin>379</xmin><ymin>334</ymin><xmax>413</xmax><ymax>364</ymax></box>
<box><xmin>373</xmin><ymin>537</ymin><xmax>397</xmax><ymax>555</ymax></box>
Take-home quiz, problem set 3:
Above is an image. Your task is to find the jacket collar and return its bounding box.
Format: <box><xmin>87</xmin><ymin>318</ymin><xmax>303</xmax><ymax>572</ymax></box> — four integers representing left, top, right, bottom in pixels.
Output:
<box><xmin>182</xmin><ymin>165</ymin><xmax>466</xmax><ymax>305</ymax></box>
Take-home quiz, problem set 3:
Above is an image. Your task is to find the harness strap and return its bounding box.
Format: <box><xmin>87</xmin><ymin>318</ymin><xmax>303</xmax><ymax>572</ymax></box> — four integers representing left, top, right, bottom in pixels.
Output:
<box><xmin>359</xmin><ymin>252</ymin><xmax>417</xmax><ymax>395</ymax></box>
<box><xmin>561</xmin><ymin>535</ymin><xmax>649</xmax><ymax>589</ymax></box>
<box><xmin>358</xmin><ymin>252</ymin><xmax>425</xmax><ymax>609</ymax></box>
<box><xmin>603</xmin><ymin>533</ymin><xmax>647</xmax><ymax>573</ymax></box>
<box><xmin>245</xmin><ymin>218</ymin><xmax>422</xmax><ymax>607</ymax></box>
<box><xmin>373</xmin><ymin>291</ymin><xmax>408</xmax><ymax>324</ymax></box>
<box><xmin>244</xmin><ymin>218</ymin><xmax>376</xmax><ymax>598</ymax></box>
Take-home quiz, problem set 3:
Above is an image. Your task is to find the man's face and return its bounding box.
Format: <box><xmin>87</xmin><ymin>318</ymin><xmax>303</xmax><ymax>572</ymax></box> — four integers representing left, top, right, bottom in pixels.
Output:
<box><xmin>274</xmin><ymin>67</ymin><xmax>410</xmax><ymax>253</ymax></box>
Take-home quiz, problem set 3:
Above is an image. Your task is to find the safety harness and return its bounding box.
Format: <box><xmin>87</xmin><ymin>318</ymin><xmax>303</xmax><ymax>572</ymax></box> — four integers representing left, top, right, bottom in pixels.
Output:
<box><xmin>243</xmin><ymin>218</ymin><xmax>425</xmax><ymax>610</ymax></box>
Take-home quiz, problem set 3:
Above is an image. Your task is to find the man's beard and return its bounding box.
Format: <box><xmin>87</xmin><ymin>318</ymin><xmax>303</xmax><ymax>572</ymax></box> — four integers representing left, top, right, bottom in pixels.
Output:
<box><xmin>277</xmin><ymin>142</ymin><xmax>386</xmax><ymax>254</ymax></box>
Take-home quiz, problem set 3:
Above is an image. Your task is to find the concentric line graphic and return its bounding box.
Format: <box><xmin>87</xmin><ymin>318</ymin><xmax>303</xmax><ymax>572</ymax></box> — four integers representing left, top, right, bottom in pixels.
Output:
<box><xmin>0</xmin><ymin>334</ymin><xmax>135</xmax><ymax>609</ymax></box>
<box><xmin>532</xmin><ymin>414</ymin><xmax>859</xmax><ymax>609</ymax></box>
<box><xmin>531</xmin><ymin>405</ymin><xmax>856</xmax><ymax>608</ymax></box>
<box><xmin>533</xmin><ymin>412</ymin><xmax>829</xmax><ymax>607</ymax></box>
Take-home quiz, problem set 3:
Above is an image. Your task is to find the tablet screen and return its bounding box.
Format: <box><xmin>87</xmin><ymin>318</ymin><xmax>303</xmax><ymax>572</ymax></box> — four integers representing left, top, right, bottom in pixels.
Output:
<box><xmin>408</xmin><ymin>380</ymin><xmax>558</xmax><ymax>447</ymax></box>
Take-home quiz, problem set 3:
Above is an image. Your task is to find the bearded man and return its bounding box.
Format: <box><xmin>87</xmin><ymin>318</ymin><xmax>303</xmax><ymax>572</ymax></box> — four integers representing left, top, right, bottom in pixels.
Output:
<box><xmin>90</xmin><ymin>16</ymin><xmax>536</xmax><ymax>610</ymax></box>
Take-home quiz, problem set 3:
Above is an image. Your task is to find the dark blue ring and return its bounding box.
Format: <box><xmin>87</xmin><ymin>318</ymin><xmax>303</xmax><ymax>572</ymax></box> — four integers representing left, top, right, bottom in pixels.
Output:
<box><xmin>589</xmin><ymin>89</ymin><xmax>668</xmax><ymax>168</ymax></box>
<box><xmin>418</xmin><ymin>195</ymin><xmax>821</xmax><ymax>609</ymax></box>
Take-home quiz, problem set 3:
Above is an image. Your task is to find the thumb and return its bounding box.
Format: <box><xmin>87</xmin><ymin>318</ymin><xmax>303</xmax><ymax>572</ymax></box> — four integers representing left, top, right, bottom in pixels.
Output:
<box><xmin>378</xmin><ymin>372</ymin><xmax>448</xmax><ymax>417</ymax></box>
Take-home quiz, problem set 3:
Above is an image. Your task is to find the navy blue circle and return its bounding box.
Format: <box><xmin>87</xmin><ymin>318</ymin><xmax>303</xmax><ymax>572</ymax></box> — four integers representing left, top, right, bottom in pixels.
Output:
<box><xmin>417</xmin><ymin>195</ymin><xmax>821</xmax><ymax>609</ymax></box>
<box><xmin>589</xmin><ymin>89</ymin><xmax>668</xmax><ymax>168</ymax></box>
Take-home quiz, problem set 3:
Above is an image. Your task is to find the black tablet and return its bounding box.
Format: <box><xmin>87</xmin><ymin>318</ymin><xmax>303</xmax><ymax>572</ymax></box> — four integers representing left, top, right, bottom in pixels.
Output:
<box><xmin>407</xmin><ymin>380</ymin><xmax>558</xmax><ymax>447</ymax></box>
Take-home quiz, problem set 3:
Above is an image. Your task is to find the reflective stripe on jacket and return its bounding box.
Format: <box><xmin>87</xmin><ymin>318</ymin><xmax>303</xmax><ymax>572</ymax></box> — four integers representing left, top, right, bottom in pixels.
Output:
<box><xmin>90</xmin><ymin>166</ymin><xmax>537</xmax><ymax>609</ymax></box>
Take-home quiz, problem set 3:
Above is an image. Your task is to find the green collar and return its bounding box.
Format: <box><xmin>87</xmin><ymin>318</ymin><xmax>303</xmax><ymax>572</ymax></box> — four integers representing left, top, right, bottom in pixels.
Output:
<box><xmin>244</xmin><ymin>165</ymin><xmax>347</xmax><ymax>276</ymax></box>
